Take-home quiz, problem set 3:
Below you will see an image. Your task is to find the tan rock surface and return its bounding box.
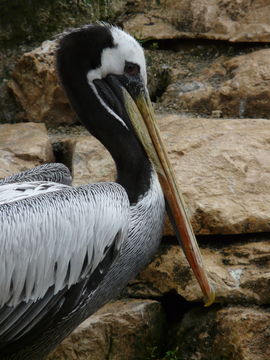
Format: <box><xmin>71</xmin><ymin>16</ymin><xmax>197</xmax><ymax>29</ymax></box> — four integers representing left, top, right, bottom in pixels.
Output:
<box><xmin>8</xmin><ymin>40</ymin><xmax>74</xmax><ymax>126</ymax></box>
<box><xmin>0</xmin><ymin>122</ymin><xmax>54</xmax><ymax>179</ymax></box>
<box><xmin>47</xmin><ymin>299</ymin><xmax>165</xmax><ymax>360</ymax></box>
<box><xmin>170</xmin><ymin>305</ymin><xmax>270</xmax><ymax>360</ymax></box>
<box><xmin>162</xmin><ymin>49</ymin><xmax>270</xmax><ymax>118</ymax></box>
<box><xmin>125</xmin><ymin>240</ymin><xmax>270</xmax><ymax>304</ymax></box>
<box><xmin>62</xmin><ymin>115</ymin><xmax>270</xmax><ymax>235</ymax></box>
<box><xmin>59</xmin><ymin>136</ymin><xmax>115</xmax><ymax>186</ymax></box>
<box><xmin>124</xmin><ymin>0</ymin><xmax>270</xmax><ymax>42</ymax></box>
<box><xmin>158</xmin><ymin>115</ymin><xmax>270</xmax><ymax>235</ymax></box>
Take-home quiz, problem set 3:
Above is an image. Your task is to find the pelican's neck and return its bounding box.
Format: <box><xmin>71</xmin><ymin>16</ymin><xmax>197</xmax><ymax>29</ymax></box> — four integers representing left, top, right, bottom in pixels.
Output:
<box><xmin>114</xmin><ymin>144</ymin><xmax>152</xmax><ymax>205</ymax></box>
<box><xmin>56</xmin><ymin>32</ymin><xmax>152</xmax><ymax>203</ymax></box>
<box><xmin>61</xmin><ymin>72</ymin><xmax>152</xmax><ymax>203</ymax></box>
<box><xmin>89</xmin><ymin>89</ymin><xmax>154</xmax><ymax>204</ymax></box>
<box><xmin>82</xmin><ymin>84</ymin><xmax>153</xmax><ymax>204</ymax></box>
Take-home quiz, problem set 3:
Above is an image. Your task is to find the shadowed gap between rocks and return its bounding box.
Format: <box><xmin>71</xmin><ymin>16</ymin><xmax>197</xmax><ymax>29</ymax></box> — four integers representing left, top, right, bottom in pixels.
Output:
<box><xmin>163</xmin><ymin>232</ymin><xmax>270</xmax><ymax>249</ymax></box>
<box><xmin>142</xmin><ymin>37</ymin><xmax>270</xmax><ymax>53</ymax></box>
<box><xmin>52</xmin><ymin>141</ymin><xmax>73</xmax><ymax>172</ymax></box>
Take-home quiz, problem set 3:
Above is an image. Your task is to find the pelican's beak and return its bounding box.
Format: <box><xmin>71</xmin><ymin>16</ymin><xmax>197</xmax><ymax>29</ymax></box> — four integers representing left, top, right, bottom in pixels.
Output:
<box><xmin>123</xmin><ymin>88</ymin><xmax>215</xmax><ymax>306</ymax></box>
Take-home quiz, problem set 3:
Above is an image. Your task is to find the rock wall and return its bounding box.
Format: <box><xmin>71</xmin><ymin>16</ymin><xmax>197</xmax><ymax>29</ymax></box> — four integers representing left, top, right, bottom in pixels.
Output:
<box><xmin>123</xmin><ymin>0</ymin><xmax>270</xmax><ymax>42</ymax></box>
<box><xmin>1</xmin><ymin>1</ymin><xmax>270</xmax><ymax>359</ymax></box>
<box><xmin>47</xmin><ymin>299</ymin><xmax>166</xmax><ymax>360</ymax></box>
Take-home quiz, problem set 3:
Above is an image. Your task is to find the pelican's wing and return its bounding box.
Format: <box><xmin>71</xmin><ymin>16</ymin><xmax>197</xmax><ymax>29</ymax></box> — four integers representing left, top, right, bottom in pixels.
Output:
<box><xmin>0</xmin><ymin>181</ymin><xmax>71</xmax><ymax>205</ymax></box>
<box><xmin>0</xmin><ymin>163</ymin><xmax>72</xmax><ymax>186</ymax></box>
<box><xmin>0</xmin><ymin>182</ymin><xmax>129</xmax><ymax>345</ymax></box>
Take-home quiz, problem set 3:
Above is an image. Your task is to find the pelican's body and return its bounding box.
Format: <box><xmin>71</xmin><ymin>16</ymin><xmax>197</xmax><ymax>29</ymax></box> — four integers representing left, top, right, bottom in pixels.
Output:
<box><xmin>0</xmin><ymin>24</ymin><xmax>213</xmax><ymax>359</ymax></box>
<box><xmin>0</xmin><ymin>166</ymin><xmax>164</xmax><ymax>359</ymax></box>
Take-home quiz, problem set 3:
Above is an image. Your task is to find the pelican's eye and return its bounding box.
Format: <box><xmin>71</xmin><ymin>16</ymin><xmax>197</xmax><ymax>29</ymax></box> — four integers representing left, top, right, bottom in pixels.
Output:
<box><xmin>124</xmin><ymin>61</ymin><xmax>140</xmax><ymax>76</ymax></box>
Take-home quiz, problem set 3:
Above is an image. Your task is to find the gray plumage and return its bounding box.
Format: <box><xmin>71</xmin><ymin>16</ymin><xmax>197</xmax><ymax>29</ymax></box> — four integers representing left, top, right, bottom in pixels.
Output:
<box><xmin>0</xmin><ymin>163</ymin><xmax>72</xmax><ymax>186</ymax></box>
<box><xmin>0</xmin><ymin>182</ymin><xmax>128</xmax><ymax>308</ymax></box>
<box><xmin>0</xmin><ymin>169</ymin><xmax>164</xmax><ymax>359</ymax></box>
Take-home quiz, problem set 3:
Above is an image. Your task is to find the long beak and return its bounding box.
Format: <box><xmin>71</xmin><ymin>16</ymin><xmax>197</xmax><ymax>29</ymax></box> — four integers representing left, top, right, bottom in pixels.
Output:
<box><xmin>123</xmin><ymin>88</ymin><xmax>215</xmax><ymax>306</ymax></box>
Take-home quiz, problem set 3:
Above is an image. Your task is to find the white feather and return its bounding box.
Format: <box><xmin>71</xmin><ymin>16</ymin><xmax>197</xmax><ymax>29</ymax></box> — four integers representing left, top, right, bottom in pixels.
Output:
<box><xmin>87</xmin><ymin>26</ymin><xmax>146</xmax><ymax>84</ymax></box>
<box><xmin>0</xmin><ymin>181</ymin><xmax>70</xmax><ymax>205</ymax></box>
<box><xmin>0</xmin><ymin>182</ymin><xmax>129</xmax><ymax>307</ymax></box>
<box><xmin>88</xmin><ymin>81</ymin><xmax>128</xmax><ymax>129</ymax></box>
<box><xmin>86</xmin><ymin>25</ymin><xmax>147</xmax><ymax>129</ymax></box>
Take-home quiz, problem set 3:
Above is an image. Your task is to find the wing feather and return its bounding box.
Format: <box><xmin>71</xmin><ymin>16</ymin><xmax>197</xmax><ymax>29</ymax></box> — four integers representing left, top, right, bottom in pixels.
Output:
<box><xmin>0</xmin><ymin>181</ymin><xmax>70</xmax><ymax>205</ymax></box>
<box><xmin>0</xmin><ymin>182</ymin><xmax>129</xmax><ymax>308</ymax></box>
<box><xmin>0</xmin><ymin>163</ymin><xmax>72</xmax><ymax>186</ymax></box>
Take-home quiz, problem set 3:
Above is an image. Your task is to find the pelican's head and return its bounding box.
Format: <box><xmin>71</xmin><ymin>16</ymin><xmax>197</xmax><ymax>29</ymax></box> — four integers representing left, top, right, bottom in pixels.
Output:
<box><xmin>56</xmin><ymin>24</ymin><xmax>215</xmax><ymax>306</ymax></box>
<box><xmin>86</xmin><ymin>25</ymin><xmax>147</xmax><ymax>87</ymax></box>
<box><xmin>57</xmin><ymin>24</ymin><xmax>151</xmax><ymax>137</ymax></box>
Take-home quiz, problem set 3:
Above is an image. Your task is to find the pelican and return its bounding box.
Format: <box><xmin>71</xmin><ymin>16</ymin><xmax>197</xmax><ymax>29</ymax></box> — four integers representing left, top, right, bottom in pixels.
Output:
<box><xmin>0</xmin><ymin>24</ymin><xmax>214</xmax><ymax>359</ymax></box>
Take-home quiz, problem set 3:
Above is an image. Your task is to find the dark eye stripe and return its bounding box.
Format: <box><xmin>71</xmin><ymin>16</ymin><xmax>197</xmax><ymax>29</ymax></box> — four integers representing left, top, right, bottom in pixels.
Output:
<box><xmin>124</xmin><ymin>61</ymin><xmax>140</xmax><ymax>76</ymax></box>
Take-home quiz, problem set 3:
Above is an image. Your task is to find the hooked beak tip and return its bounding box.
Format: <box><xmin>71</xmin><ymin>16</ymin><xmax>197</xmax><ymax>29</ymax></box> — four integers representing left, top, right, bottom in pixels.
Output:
<box><xmin>204</xmin><ymin>284</ymin><xmax>216</xmax><ymax>307</ymax></box>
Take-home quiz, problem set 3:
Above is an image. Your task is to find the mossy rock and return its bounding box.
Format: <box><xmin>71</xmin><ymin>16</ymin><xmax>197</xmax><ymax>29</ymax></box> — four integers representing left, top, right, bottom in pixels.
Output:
<box><xmin>0</xmin><ymin>0</ymin><xmax>125</xmax><ymax>47</ymax></box>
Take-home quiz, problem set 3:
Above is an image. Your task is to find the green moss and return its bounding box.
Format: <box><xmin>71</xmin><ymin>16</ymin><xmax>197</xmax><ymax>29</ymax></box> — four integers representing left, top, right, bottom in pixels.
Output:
<box><xmin>0</xmin><ymin>0</ymin><xmax>124</xmax><ymax>47</ymax></box>
<box><xmin>163</xmin><ymin>348</ymin><xmax>181</xmax><ymax>360</ymax></box>
<box><xmin>146</xmin><ymin>346</ymin><xmax>181</xmax><ymax>360</ymax></box>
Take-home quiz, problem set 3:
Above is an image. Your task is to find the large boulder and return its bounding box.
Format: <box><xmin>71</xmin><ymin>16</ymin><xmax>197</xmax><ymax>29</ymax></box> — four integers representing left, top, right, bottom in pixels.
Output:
<box><xmin>47</xmin><ymin>299</ymin><xmax>165</xmax><ymax>360</ymax></box>
<box><xmin>0</xmin><ymin>122</ymin><xmax>54</xmax><ymax>179</ymax></box>
<box><xmin>125</xmin><ymin>240</ymin><xmax>270</xmax><ymax>304</ymax></box>
<box><xmin>7</xmin><ymin>41</ymin><xmax>74</xmax><ymax>126</ymax></box>
<box><xmin>169</xmin><ymin>305</ymin><xmax>270</xmax><ymax>360</ymax></box>
<box><xmin>158</xmin><ymin>115</ymin><xmax>270</xmax><ymax>235</ymax></box>
<box><xmin>124</xmin><ymin>0</ymin><xmax>270</xmax><ymax>42</ymax></box>
<box><xmin>162</xmin><ymin>48</ymin><xmax>270</xmax><ymax>118</ymax></box>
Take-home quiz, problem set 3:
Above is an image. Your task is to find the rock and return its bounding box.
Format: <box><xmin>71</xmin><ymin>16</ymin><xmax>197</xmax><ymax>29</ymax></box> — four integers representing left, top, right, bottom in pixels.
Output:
<box><xmin>47</xmin><ymin>299</ymin><xmax>165</xmax><ymax>360</ymax></box>
<box><xmin>58</xmin><ymin>136</ymin><xmax>115</xmax><ymax>186</ymax></box>
<box><xmin>125</xmin><ymin>240</ymin><xmax>270</xmax><ymax>304</ymax></box>
<box><xmin>59</xmin><ymin>115</ymin><xmax>270</xmax><ymax>235</ymax></box>
<box><xmin>124</xmin><ymin>0</ymin><xmax>270</xmax><ymax>42</ymax></box>
<box><xmin>0</xmin><ymin>122</ymin><xmax>54</xmax><ymax>179</ymax></box>
<box><xmin>157</xmin><ymin>115</ymin><xmax>270</xmax><ymax>235</ymax></box>
<box><xmin>8</xmin><ymin>40</ymin><xmax>75</xmax><ymax>126</ymax></box>
<box><xmin>162</xmin><ymin>49</ymin><xmax>270</xmax><ymax>118</ymax></box>
<box><xmin>125</xmin><ymin>12</ymin><xmax>182</xmax><ymax>40</ymax></box>
<box><xmin>169</xmin><ymin>305</ymin><xmax>270</xmax><ymax>360</ymax></box>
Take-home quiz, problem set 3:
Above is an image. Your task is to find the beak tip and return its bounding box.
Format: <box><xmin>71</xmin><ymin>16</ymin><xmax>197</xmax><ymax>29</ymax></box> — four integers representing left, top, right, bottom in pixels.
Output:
<box><xmin>203</xmin><ymin>285</ymin><xmax>216</xmax><ymax>307</ymax></box>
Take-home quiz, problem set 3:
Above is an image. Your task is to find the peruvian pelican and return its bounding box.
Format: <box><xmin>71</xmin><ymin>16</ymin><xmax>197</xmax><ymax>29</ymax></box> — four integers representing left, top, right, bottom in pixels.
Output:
<box><xmin>0</xmin><ymin>24</ymin><xmax>214</xmax><ymax>359</ymax></box>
